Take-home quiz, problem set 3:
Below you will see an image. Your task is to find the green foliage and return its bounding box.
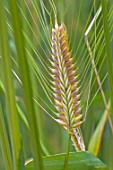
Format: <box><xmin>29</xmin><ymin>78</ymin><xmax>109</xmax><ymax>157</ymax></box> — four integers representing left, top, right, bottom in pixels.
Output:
<box><xmin>0</xmin><ymin>105</ymin><xmax>12</xmax><ymax>170</ymax></box>
<box><xmin>101</xmin><ymin>0</ymin><xmax>113</xmax><ymax>120</ymax></box>
<box><xmin>88</xmin><ymin>102</ymin><xmax>110</xmax><ymax>155</ymax></box>
<box><xmin>25</xmin><ymin>152</ymin><xmax>110</xmax><ymax>170</ymax></box>
<box><xmin>9</xmin><ymin>0</ymin><xmax>44</xmax><ymax>169</ymax></box>
<box><xmin>0</xmin><ymin>0</ymin><xmax>22</xmax><ymax>169</ymax></box>
<box><xmin>0</xmin><ymin>0</ymin><xmax>113</xmax><ymax>170</ymax></box>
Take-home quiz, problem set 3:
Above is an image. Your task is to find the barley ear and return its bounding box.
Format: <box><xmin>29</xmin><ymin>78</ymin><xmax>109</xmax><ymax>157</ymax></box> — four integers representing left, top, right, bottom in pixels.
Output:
<box><xmin>50</xmin><ymin>21</ymin><xmax>85</xmax><ymax>151</ymax></box>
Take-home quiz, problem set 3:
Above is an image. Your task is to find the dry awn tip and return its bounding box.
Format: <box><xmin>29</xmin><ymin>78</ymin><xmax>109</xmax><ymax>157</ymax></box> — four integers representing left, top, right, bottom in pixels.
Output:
<box><xmin>50</xmin><ymin>21</ymin><xmax>85</xmax><ymax>151</ymax></box>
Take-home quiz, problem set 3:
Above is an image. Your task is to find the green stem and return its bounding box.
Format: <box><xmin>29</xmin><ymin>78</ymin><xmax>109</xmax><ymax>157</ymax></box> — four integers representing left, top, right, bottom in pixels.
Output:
<box><xmin>64</xmin><ymin>133</ymin><xmax>71</xmax><ymax>170</ymax></box>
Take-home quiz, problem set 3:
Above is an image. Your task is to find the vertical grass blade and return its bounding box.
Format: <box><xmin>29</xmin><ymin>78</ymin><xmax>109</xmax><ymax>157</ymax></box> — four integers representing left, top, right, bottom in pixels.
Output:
<box><xmin>102</xmin><ymin>0</ymin><xmax>113</xmax><ymax>120</ymax></box>
<box><xmin>0</xmin><ymin>1</ymin><xmax>22</xmax><ymax>169</ymax></box>
<box><xmin>9</xmin><ymin>1</ymin><xmax>44</xmax><ymax>170</ymax></box>
<box><xmin>0</xmin><ymin>104</ymin><xmax>12</xmax><ymax>170</ymax></box>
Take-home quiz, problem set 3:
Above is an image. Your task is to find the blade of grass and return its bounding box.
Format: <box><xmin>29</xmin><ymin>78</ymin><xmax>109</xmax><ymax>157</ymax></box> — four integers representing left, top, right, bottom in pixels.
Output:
<box><xmin>88</xmin><ymin>101</ymin><xmax>110</xmax><ymax>155</ymax></box>
<box><xmin>0</xmin><ymin>104</ymin><xmax>12</xmax><ymax>170</ymax></box>
<box><xmin>0</xmin><ymin>79</ymin><xmax>5</xmax><ymax>95</ymax></box>
<box><xmin>0</xmin><ymin>1</ymin><xmax>22</xmax><ymax>169</ymax></box>
<box><xmin>9</xmin><ymin>0</ymin><xmax>44</xmax><ymax>170</ymax></box>
<box><xmin>102</xmin><ymin>0</ymin><xmax>113</xmax><ymax>120</ymax></box>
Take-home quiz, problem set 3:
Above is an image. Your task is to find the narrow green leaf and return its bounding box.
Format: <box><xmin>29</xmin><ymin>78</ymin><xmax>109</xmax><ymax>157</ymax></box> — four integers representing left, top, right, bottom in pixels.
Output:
<box><xmin>0</xmin><ymin>104</ymin><xmax>12</xmax><ymax>170</ymax></box>
<box><xmin>102</xmin><ymin>0</ymin><xmax>113</xmax><ymax>120</ymax></box>
<box><xmin>25</xmin><ymin>152</ymin><xmax>110</xmax><ymax>170</ymax></box>
<box><xmin>9</xmin><ymin>0</ymin><xmax>44</xmax><ymax>170</ymax></box>
<box><xmin>17</xmin><ymin>104</ymin><xmax>29</xmax><ymax>130</ymax></box>
<box><xmin>88</xmin><ymin>102</ymin><xmax>110</xmax><ymax>156</ymax></box>
<box><xmin>0</xmin><ymin>79</ymin><xmax>5</xmax><ymax>95</ymax></box>
<box><xmin>0</xmin><ymin>0</ymin><xmax>22</xmax><ymax>169</ymax></box>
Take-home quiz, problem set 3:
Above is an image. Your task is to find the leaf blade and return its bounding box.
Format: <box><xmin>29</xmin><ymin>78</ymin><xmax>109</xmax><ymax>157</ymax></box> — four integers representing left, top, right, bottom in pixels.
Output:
<box><xmin>88</xmin><ymin>101</ymin><xmax>110</xmax><ymax>156</ymax></box>
<box><xmin>25</xmin><ymin>152</ymin><xmax>109</xmax><ymax>170</ymax></box>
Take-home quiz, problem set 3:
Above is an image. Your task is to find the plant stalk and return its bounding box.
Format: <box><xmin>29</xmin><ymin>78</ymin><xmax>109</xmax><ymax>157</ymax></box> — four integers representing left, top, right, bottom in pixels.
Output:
<box><xmin>64</xmin><ymin>133</ymin><xmax>71</xmax><ymax>170</ymax></box>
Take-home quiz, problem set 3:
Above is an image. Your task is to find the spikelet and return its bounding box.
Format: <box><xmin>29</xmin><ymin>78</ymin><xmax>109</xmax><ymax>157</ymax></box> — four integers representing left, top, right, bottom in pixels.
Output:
<box><xmin>50</xmin><ymin>21</ymin><xmax>85</xmax><ymax>151</ymax></box>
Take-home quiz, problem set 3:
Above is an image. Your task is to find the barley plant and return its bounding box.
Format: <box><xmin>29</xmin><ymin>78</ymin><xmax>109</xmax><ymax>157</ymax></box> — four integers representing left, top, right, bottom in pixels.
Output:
<box><xmin>0</xmin><ymin>0</ymin><xmax>113</xmax><ymax>170</ymax></box>
<box><xmin>51</xmin><ymin>13</ymin><xmax>85</xmax><ymax>152</ymax></box>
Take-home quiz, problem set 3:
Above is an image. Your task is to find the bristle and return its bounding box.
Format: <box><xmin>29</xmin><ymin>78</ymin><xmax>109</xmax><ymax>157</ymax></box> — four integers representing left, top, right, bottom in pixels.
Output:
<box><xmin>50</xmin><ymin>22</ymin><xmax>85</xmax><ymax>151</ymax></box>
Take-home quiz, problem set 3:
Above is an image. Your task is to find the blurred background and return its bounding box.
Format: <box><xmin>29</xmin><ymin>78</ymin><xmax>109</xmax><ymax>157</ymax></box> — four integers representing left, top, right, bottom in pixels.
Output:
<box><xmin>0</xmin><ymin>0</ymin><xmax>113</xmax><ymax>169</ymax></box>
